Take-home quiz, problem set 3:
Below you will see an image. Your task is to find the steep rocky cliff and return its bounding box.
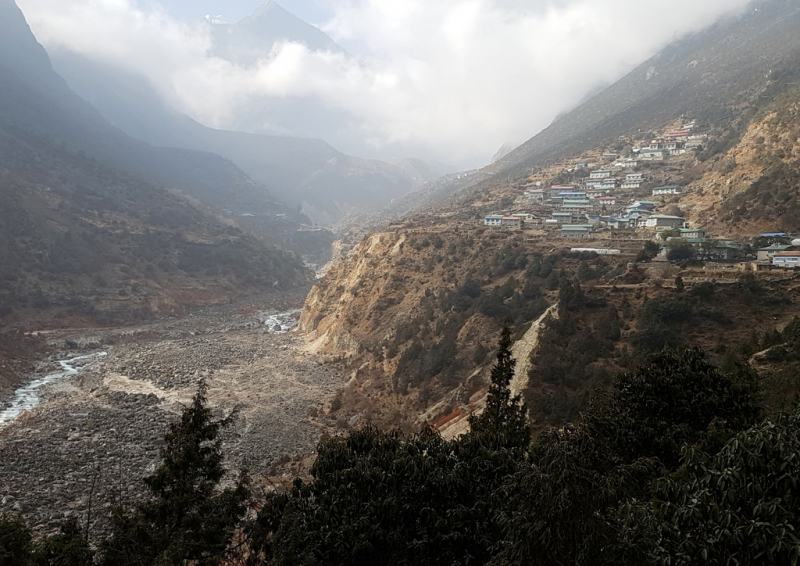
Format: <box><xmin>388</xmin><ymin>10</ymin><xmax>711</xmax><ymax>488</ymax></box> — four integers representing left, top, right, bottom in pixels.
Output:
<box><xmin>680</xmin><ymin>83</ymin><xmax>800</xmax><ymax>235</ymax></box>
<box><xmin>299</xmin><ymin>227</ymin><xmax>627</xmax><ymax>430</ymax></box>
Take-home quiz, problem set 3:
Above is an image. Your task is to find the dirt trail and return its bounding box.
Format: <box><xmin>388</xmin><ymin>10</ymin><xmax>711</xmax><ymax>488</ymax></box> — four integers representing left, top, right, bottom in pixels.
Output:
<box><xmin>509</xmin><ymin>304</ymin><xmax>559</xmax><ymax>398</ymax></box>
<box><xmin>437</xmin><ymin>303</ymin><xmax>559</xmax><ymax>441</ymax></box>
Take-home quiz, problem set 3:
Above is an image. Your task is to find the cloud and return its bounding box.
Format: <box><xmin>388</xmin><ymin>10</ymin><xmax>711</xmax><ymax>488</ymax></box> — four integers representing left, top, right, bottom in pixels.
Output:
<box><xmin>17</xmin><ymin>0</ymin><xmax>754</xmax><ymax>168</ymax></box>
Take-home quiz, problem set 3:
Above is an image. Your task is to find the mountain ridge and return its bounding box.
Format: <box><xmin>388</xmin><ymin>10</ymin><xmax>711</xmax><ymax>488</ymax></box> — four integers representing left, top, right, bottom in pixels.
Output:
<box><xmin>385</xmin><ymin>0</ymin><xmax>800</xmax><ymax>215</ymax></box>
<box><xmin>210</xmin><ymin>0</ymin><xmax>346</xmax><ymax>66</ymax></box>
<box><xmin>490</xmin><ymin>0</ymin><xmax>800</xmax><ymax>181</ymax></box>
<box><xmin>0</xmin><ymin>0</ymin><xmax>313</xmax><ymax>325</ymax></box>
<box><xmin>49</xmin><ymin>48</ymin><xmax>421</xmax><ymax>226</ymax></box>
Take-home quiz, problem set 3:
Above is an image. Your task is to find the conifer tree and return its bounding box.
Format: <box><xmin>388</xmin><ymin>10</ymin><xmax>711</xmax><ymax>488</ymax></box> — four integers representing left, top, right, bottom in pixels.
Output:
<box><xmin>469</xmin><ymin>325</ymin><xmax>530</xmax><ymax>449</ymax></box>
<box><xmin>100</xmin><ymin>384</ymin><xmax>249</xmax><ymax>566</ymax></box>
<box><xmin>0</xmin><ymin>514</ymin><xmax>33</xmax><ymax>566</ymax></box>
<box><xmin>34</xmin><ymin>519</ymin><xmax>94</xmax><ymax>566</ymax></box>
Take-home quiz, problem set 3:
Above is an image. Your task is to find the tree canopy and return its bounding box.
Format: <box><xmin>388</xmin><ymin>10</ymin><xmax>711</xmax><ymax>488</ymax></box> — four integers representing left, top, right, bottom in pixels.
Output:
<box><xmin>4</xmin><ymin>339</ymin><xmax>800</xmax><ymax>566</ymax></box>
<box><xmin>248</xmin><ymin>326</ymin><xmax>529</xmax><ymax>566</ymax></box>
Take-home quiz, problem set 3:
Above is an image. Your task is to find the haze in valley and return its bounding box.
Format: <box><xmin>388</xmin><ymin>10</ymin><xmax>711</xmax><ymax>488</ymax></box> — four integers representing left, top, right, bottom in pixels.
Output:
<box><xmin>17</xmin><ymin>0</ymin><xmax>755</xmax><ymax>168</ymax></box>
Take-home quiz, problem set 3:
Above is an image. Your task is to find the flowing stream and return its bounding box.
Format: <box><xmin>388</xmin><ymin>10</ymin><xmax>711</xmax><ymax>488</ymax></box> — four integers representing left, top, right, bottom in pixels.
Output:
<box><xmin>0</xmin><ymin>351</ymin><xmax>107</xmax><ymax>427</ymax></box>
<box><xmin>258</xmin><ymin>309</ymin><xmax>302</xmax><ymax>334</ymax></box>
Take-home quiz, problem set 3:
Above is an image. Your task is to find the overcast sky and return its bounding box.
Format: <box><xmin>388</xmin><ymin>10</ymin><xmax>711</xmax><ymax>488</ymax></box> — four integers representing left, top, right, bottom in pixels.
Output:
<box><xmin>17</xmin><ymin>0</ymin><xmax>756</xmax><ymax>168</ymax></box>
<box><xmin>158</xmin><ymin>0</ymin><xmax>332</xmax><ymax>25</ymax></box>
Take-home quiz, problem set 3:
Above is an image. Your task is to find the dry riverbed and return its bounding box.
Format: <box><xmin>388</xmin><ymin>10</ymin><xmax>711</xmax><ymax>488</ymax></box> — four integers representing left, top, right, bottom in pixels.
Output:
<box><xmin>0</xmin><ymin>292</ymin><xmax>345</xmax><ymax>537</ymax></box>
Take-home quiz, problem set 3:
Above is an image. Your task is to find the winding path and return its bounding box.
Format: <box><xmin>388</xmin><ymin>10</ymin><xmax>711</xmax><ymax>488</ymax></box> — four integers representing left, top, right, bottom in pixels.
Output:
<box><xmin>509</xmin><ymin>303</ymin><xmax>559</xmax><ymax>398</ymax></box>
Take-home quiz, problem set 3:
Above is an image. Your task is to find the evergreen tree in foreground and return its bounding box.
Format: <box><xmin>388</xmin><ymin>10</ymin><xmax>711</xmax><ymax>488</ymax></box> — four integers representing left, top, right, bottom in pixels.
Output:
<box><xmin>100</xmin><ymin>384</ymin><xmax>249</xmax><ymax>566</ymax></box>
<box><xmin>469</xmin><ymin>325</ymin><xmax>530</xmax><ymax>449</ymax></box>
<box><xmin>248</xmin><ymin>326</ymin><xmax>529</xmax><ymax>565</ymax></box>
<box><xmin>492</xmin><ymin>347</ymin><xmax>762</xmax><ymax>566</ymax></box>
<box><xmin>34</xmin><ymin>519</ymin><xmax>95</xmax><ymax>566</ymax></box>
<box><xmin>0</xmin><ymin>514</ymin><xmax>34</xmax><ymax>566</ymax></box>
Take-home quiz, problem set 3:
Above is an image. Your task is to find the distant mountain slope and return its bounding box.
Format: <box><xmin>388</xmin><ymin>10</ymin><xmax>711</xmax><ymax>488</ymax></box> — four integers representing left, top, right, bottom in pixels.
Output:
<box><xmin>50</xmin><ymin>49</ymin><xmax>417</xmax><ymax>225</ymax></box>
<box><xmin>404</xmin><ymin>0</ymin><xmax>800</xmax><ymax>209</ymax></box>
<box><xmin>0</xmin><ymin>0</ymin><xmax>296</xmax><ymax>225</ymax></box>
<box><xmin>209</xmin><ymin>1</ymin><xmax>346</xmax><ymax>66</ymax></box>
<box><xmin>493</xmin><ymin>0</ymin><xmax>800</xmax><ymax>178</ymax></box>
<box><xmin>0</xmin><ymin>0</ymin><xmax>312</xmax><ymax>322</ymax></box>
<box><xmin>0</xmin><ymin>127</ymin><xmax>312</xmax><ymax>322</ymax></box>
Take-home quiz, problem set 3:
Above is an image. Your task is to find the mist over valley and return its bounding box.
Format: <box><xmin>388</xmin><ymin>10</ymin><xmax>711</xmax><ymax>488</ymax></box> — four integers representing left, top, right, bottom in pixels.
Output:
<box><xmin>3</xmin><ymin>1</ymin><xmax>800</xmax><ymax>564</ymax></box>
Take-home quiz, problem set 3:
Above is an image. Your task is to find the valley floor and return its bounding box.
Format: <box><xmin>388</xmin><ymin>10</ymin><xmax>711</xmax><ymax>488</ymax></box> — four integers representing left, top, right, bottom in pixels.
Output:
<box><xmin>0</xmin><ymin>291</ymin><xmax>345</xmax><ymax>537</ymax></box>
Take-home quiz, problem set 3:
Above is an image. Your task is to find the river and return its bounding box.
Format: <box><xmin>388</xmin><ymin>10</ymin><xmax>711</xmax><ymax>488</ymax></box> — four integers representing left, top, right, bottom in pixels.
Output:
<box><xmin>259</xmin><ymin>309</ymin><xmax>302</xmax><ymax>334</ymax></box>
<box><xmin>0</xmin><ymin>351</ymin><xmax>107</xmax><ymax>427</ymax></box>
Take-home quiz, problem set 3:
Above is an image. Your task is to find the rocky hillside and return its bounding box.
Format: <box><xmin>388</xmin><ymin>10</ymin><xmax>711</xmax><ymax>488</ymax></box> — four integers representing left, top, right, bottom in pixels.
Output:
<box><xmin>0</xmin><ymin>129</ymin><xmax>312</xmax><ymax>325</ymax></box>
<box><xmin>300</xmin><ymin>227</ymin><xmax>617</xmax><ymax>431</ymax></box>
<box><xmin>301</xmin><ymin>220</ymin><xmax>800</xmax><ymax>434</ymax></box>
<box><xmin>680</xmin><ymin>82</ymin><xmax>800</xmax><ymax>235</ymax></box>
<box><xmin>501</xmin><ymin>0</ymin><xmax>800</xmax><ymax>173</ymax></box>
<box><xmin>0</xmin><ymin>0</ymin><xmax>313</xmax><ymax>326</ymax></box>
<box><xmin>298</xmin><ymin>0</ymin><xmax>800</xmax><ymax>434</ymax></box>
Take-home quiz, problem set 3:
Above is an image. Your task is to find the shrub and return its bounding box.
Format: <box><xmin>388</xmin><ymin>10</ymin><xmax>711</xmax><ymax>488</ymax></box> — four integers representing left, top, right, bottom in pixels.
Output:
<box><xmin>0</xmin><ymin>515</ymin><xmax>33</xmax><ymax>566</ymax></box>
<box><xmin>689</xmin><ymin>281</ymin><xmax>715</xmax><ymax>299</ymax></box>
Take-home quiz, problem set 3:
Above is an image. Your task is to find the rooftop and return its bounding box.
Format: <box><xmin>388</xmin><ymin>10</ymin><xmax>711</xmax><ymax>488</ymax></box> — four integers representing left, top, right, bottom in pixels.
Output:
<box><xmin>759</xmin><ymin>244</ymin><xmax>794</xmax><ymax>251</ymax></box>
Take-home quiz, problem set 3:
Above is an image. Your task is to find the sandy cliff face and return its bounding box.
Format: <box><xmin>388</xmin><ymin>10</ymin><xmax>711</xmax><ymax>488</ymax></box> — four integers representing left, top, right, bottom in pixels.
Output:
<box><xmin>300</xmin><ymin>232</ymin><xmax>408</xmax><ymax>357</ymax></box>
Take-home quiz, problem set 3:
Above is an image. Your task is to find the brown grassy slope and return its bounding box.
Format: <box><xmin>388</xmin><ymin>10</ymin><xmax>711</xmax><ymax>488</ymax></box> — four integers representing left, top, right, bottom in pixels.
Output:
<box><xmin>0</xmin><ymin>130</ymin><xmax>313</xmax><ymax>328</ymax></box>
<box><xmin>680</xmin><ymin>84</ymin><xmax>800</xmax><ymax>236</ymax></box>
<box><xmin>524</xmin><ymin>271</ymin><xmax>800</xmax><ymax>433</ymax></box>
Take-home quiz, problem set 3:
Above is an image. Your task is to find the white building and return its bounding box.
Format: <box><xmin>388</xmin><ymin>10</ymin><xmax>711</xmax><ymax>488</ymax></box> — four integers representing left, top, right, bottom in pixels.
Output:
<box><xmin>652</xmin><ymin>186</ymin><xmax>682</xmax><ymax>196</ymax></box>
<box><xmin>571</xmin><ymin>248</ymin><xmax>621</xmax><ymax>255</ymax></box>
<box><xmin>639</xmin><ymin>149</ymin><xmax>666</xmax><ymax>161</ymax></box>
<box><xmin>524</xmin><ymin>189</ymin><xmax>545</xmax><ymax>200</ymax></box>
<box><xmin>645</xmin><ymin>215</ymin><xmax>686</xmax><ymax>229</ymax></box>
<box><xmin>773</xmin><ymin>251</ymin><xmax>800</xmax><ymax>268</ymax></box>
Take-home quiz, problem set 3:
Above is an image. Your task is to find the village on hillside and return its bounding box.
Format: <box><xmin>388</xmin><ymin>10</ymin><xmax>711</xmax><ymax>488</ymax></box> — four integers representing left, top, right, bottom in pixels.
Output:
<box><xmin>482</xmin><ymin>121</ymin><xmax>800</xmax><ymax>271</ymax></box>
